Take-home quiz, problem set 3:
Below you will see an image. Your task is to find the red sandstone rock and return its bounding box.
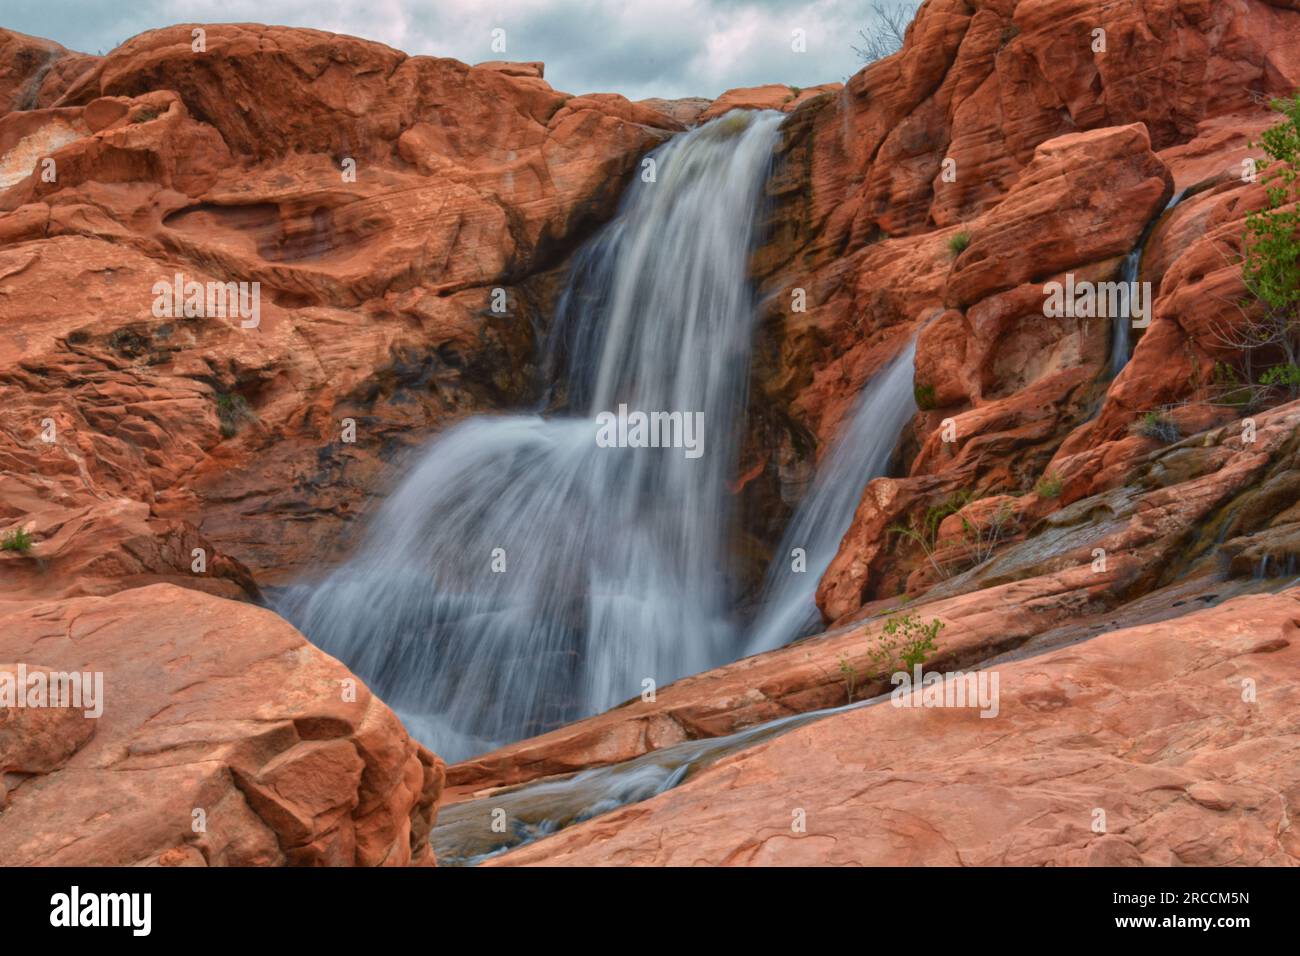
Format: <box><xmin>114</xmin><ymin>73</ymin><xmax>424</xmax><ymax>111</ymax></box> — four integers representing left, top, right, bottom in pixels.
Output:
<box><xmin>635</xmin><ymin>97</ymin><xmax>713</xmax><ymax>126</ymax></box>
<box><xmin>697</xmin><ymin>83</ymin><xmax>842</xmax><ymax>123</ymax></box>
<box><xmin>0</xmin><ymin>30</ymin><xmax>97</xmax><ymax>112</ymax></box>
<box><xmin>0</xmin><ymin>584</ymin><xmax>443</xmax><ymax>866</ymax></box>
<box><xmin>492</xmin><ymin>588</ymin><xmax>1300</xmax><ymax>865</ymax></box>
<box><xmin>0</xmin><ymin>23</ymin><xmax>677</xmax><ymax>584</ymax></box>
<box><xmin>475</xmin><ymin>61</ymin><xmax>545</xmax><ymax>79</ymax></box>
<box><xmin>750</xmin><ymin>0</ymin><xmax>1300</xmax><ymax>630</ymax></box>
<box><xmin>944</xmin><ymin>124</ymin><xmax>1171</xmax><ymax>308</ymax></box>
<box><xmin>5</xmin><ymin>3</ymin><xmax>1300</xmax><ymax>870</ymax></box>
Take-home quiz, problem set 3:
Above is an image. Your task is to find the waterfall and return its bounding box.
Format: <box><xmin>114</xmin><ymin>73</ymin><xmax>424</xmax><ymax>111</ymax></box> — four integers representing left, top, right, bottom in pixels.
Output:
<box><xmin>1110</xmin><ymin>188</ymin><xmax>1188</xmax><ymax>377</ymax></box>
<box><xmin>746</xmin><ymin>342</ymin><xmax>918</xmax><ymax>655</ymax></box>
<box><xmin>280</xmin><ymin>111</ymin><xmax>785</xmax><ymax>762</ymax></box>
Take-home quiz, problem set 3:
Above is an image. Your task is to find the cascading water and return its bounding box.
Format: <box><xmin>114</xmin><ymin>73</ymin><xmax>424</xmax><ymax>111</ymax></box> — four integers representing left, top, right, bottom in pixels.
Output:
<box><xmin>280</xmin><ymin>111</ymin><xmax>785</xmax><ymax>762</ymax></box>
<box><xmin>432</xmin><ymin>691</ymin><xmax>882</xmax><ymax>866</ymax></box>
<box><xmin>1110</xmin><ymin>188</ymin><xmax>1188</xmax><ymax>377</ymax></box>
<box><xmin>424</xmin><ymin>344</ymin><xmax>921</xmax><ymax>860</ymax></box>
<box><xmin>746</xmin><ymin>343</ymin><xmax>918</xmax><ymax>655</ymax></box>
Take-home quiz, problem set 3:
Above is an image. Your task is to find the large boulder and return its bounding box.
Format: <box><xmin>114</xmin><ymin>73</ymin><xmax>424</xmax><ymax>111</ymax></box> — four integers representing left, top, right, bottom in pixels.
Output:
<box><xmin>0</xmin><ymin>584</ymin><xmax>444</xmax><ymax>866</ymax></box>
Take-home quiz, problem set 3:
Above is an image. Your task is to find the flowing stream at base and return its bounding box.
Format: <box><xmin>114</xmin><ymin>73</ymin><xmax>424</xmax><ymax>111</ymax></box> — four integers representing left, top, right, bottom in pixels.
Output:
<box><xmin>279</xmin><ymin>109</ymin><xmax>918</xmax><ymax>785</ymax></box>
<box><xmin>433</xmin><ymin>692</ymin><xmax>886</xmax><ymax>866</ymax></box>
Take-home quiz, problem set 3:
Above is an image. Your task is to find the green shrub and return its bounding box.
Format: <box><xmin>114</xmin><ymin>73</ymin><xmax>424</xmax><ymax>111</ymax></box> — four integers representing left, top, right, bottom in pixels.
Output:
<box><xmin>914</xmin><ymin>382</ymin><xmax>937</xmax><ymax>410</ymax></box>
<box><xmin>1035</xmin><ymin>472</ymin><xmax>1063</xmax><ymax>499</ymax></box>
<box><xmin>1211</xmin><ymin>362</ymin><xmax>1255</xmax><ymax>408</ymax></box>
<box><xmin>2</xmin><ymin>527</ymin><xmax>33</xmax><ymax>552</ymax></box>
<box><xmin>838</xmin><ymin>657</ymin><xmax>857</xmax><ymax>704</ymax></box>
<box><xmin>1244</xmin><ymin>94</ymin><xmax>1300</xmax><ymax>317</ymax></box>
<box><xmin>947</xmin><ymin>231</ymin><xmax>972</xmax><ymax>257</ymax></box>
<box><xmin>864</xmin><ymin>613</ymin><xmax>944</xmax><ymax>679</ymax></box>
<box><xmin>889</xmin><ymin>491</ymin><xmax>973</xmax><ymax>581</ymax></box>
<box><xmin>1235</xmin><ymin>93</ymin><xmax>1300</xmax><ymax>398</ymax></box>
<box><xmin>1260</xmin><ymin>363</ymin><xmax>1300</xmax><ymax>392</ymax></box>
<box><xmin>216</xmin><ymin>392</ymin><xmax>252</xmax><ymax>438</ymax></box>
<box><xmin>958</xmin><ymin>499</ymin><xmax>1017</xmax><ymax>566</ymax></box>
<box><xmin>926</xmin><ymin>492</ymin><xmax>971</xmax><ymax>539</ymax></box>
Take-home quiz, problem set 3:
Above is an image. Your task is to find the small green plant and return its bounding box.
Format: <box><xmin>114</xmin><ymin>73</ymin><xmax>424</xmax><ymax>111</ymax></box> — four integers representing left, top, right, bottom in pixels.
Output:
<box><xmin>926</xmin><ymin>493</ymin><xmax>973</xmax><ymax>541</ymax></box>
<box><xmin>914</xmin><ymin>382</ymin><xmax>937</xmax><ymax>410</ymax></box>
<box><xmin>1243</xmin><ymin>94</ymin><xmax>1300</xmax><ymax>319</ymax></box>
<box><xmin>1035</xmin><ymin>472</ymin><xmax>1063</xmax><ymax>499</ymax></box>
<box><xmin>896</xmin><ymin>615</ymin><xmax>942</xmax><ymax>671</ymax></box>
<box><xmin>999</xmin><ymin>24</ymin><xmax>1020</xmax><ymax>48</ymax></box>
<box><xmin>892</xmin><ymin>491</ymin><xmax>1017</xmax><ymax>577</ymax></box>
<box><xmin>947</xmin><ymin>231</ymin><xmax>972</xmax><ymax>257</ymax></box>
<box><xmin>2</xmin><ymin>527</ymin><xmax>33</xmax><ymax>553</ymax></box>
<box><xmin>1135</xmin><ymin>410</ymin><xmax>1180</xmax><ymax>444</ymax></box>
<box><xmin>959</xmin><ymin>499</ymin><xmax>1017</xmax><ymax>566</ymax></box>
<box><xmin>838</xmin><ymin>657</ymin><xmax>857</xmax><ymax>704</ymax></box>
<box><xmin>216</xmin><ymin>392</ymin><xmax>252</xmax><ymax>438</ymax></box>
<box><xmin>1210</xmin><ymin>361</ymin><xmax>1256</xmax><ymax>408</ymax></box>
<box><xmin>864</xmin><ymin>613</ymin><xmax>944</xmax><ymax>679</ymax></box>
<box><xmin>889</xmin><ymin>490</ymin><xmax>973</xmax><ymax>580</ymax></box>
<box><xmin>1260</xmin><ymin>363</ymin><xmax>1300</xmax><ymax>394</ymax></box>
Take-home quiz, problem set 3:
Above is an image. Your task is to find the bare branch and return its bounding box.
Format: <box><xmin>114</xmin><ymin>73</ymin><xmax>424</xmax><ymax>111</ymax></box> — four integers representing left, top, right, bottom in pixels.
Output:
<box><xmin>852</xmin><ymin>1</ymin><xmax>923</xmax><ymax>63</ymax></box>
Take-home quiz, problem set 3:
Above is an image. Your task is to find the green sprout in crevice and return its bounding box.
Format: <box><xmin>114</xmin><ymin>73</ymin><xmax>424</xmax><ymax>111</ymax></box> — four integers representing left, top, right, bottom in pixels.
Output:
<box><xmin>215</xmin><ymin>392</ymin><xmax>254</xmax><ymax>438</ymax></box>
<box><xmin>1</xmin><ymin>527</ymin><xmax>34</xmax><ymax>553</ymax></box>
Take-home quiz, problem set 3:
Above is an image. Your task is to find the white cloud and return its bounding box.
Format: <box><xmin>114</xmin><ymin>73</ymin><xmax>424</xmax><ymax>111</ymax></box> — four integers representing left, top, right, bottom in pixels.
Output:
<box><xmin>8</xmin><ymin>0</ymin><xmax>883</xmax><ymax>100</ymax></box>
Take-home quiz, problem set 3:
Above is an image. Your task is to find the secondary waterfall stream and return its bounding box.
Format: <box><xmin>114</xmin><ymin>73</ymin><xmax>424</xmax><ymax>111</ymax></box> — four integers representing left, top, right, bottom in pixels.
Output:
<box><xmin>1110</xmin><ymin>188</ymin><xmax>1188</xmax><ymax>377</ymax></box>
<box><xmin>746</xmin><ymin>344</ymin><xmax>917</xmax><ymax>656</ymax></box>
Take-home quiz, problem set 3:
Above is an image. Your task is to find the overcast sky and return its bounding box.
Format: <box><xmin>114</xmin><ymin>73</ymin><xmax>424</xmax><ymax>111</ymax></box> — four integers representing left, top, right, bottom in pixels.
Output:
<box><xmin>1</xmin><ymin>0</ymin><xmax>901</xmax><ymax>100</ymax></box>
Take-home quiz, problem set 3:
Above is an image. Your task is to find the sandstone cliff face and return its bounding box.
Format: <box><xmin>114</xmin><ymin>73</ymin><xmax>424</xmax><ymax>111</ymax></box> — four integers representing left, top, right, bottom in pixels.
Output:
<box><xmin>441</xmin><ymin>1</ymin><xmax>1300</xmax><ymax>858</ymax></box>
<box><xmin>0</xmin><ymin>29</ymin><xmax>96</xmax><ymax>112</ymax></box>
<box><xmin>4</xmin><ymin>2</ymin><xmax>1300</xmax><ymax>870</ymax></box>
<box><xmin>448</xmin><ymin>397</ymin><xmax>1300</xmax><ymax>797</ymax></box>
<box><xmin>0</xmin><ymin>23</ymin><xmax>680</xmax><ymax>589</ymax></box>
<box><xmin>740</xmin><ymin>0</ymin><xmax>1300</xmax><ymax>621</ymax></box>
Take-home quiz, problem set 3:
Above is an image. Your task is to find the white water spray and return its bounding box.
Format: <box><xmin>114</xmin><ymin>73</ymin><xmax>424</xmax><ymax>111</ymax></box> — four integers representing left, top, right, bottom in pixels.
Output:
<box><xmin>281</xmin><ymin>112</ymin><xmax>785</xmax><ymax>762</ymax></box>
<box><xmin>1111</xmin><ymin>188</ymin><xmax>1186</xmax><ymax>377</ymax></box>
